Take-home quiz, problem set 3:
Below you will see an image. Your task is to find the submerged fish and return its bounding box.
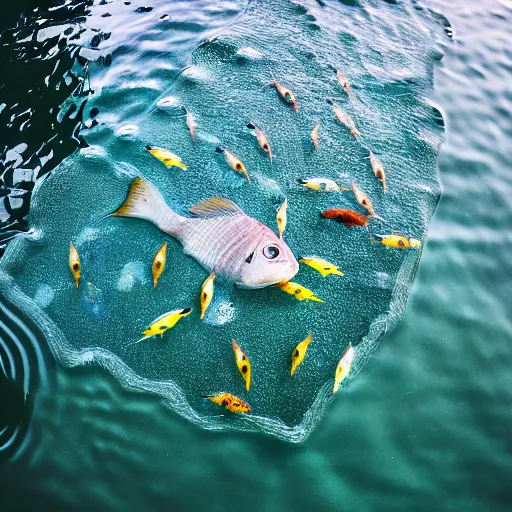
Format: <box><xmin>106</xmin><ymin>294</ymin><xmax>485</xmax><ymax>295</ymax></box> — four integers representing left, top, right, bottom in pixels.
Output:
<box><xmin>290</xmin><ymin>333</ymin><xmax>312</xmax><ymax>376</ymax></box>
<box><xmin>269</xmin><ymin>68</ymin><xmax>298</xmax><ymax>111</ymax></box>
<box><xmin>152</xmin><ymin>242</ymin><xmax>167</xmax><ymax>287</ymax></box>
<box><xmin>69</xmin><ymin>241</ymin><xmax>81</xmax><ymax>288</ymax></box>
<box><xmin>336</xmin><ymin>70</ymin><xmax>351</xmax><ymax>95</ymax></box>
<box><xmin>373</xmin><ymin>234</ymin><xmax>422</xmax><ymax>249</ymax></box>
<box><xmin>200</xmin><ymin>271</ymin><xmax>215</xmax><ymax>320</ymax></box>
<box><xmin>247</xmin><ymin>122</ymin><xmax>272</xmax><ymax>162</ymax></box>
<box><xmin>215</xmin><ymin>146</ymin><xmax>251</xmax><ymax>183</ymax></box>
<box><xmin>138</xmin><ymin>307</ymin><xmax>191</xmax><ymax>342</ymax></box>
<box><xmin>369</xmin><ymin>151</ymin><xmax>387</xmax><ymax>193</ymax></box>
<box><xmin>232</xmin><ymin>340</ymin><xmax>251</xmax><ymax>391</ymax></box>
<box><xmin>145</xmin><ymin>145</ymin><xmax>187</xmax><ymax>170</ymax></box>
<box><xmin>298</xmin><ymin>178</ymin><xmax>344</xmax><ymax>192</ymax></box>
<box><xmin>202</xmin><ymin>392</ymin><xmax>251</xmax><ymax>413</ymax></box>
<box><xmin>113</xmin><ymin>177</ymin><xmax>299</xmax><ymax>288</ymax></box>
<box><xmin>299</xmin><ymin>257</ymin><xmax>343</xmax><ymax>278</ymax></box>
<box><xmin>311</xmin><ymin>123</ymin><xmax>320</xmax><ymax>150</ymax></box>
<box><xmin>352</xmin><ymin>182</ymin><xmax>375</xmax><ymax>217</ymax></box>
<box><xmin>333</xmin><ymin>343</ymin><xmax>354</xmax><ymax>394</ymax></box>
<box><xmin>277</xmin><ymin>281</ymin><xmax>323</xmax><ymax>302</ymax></box>
<box><xmin>328</xmin><ymin>100</ymin><xmax>360</xmax><ymax>137</ymax></box>
<box><xmin>276</xmin><ymin>199</ymin><xmax>288</xmax><ymax>239</ymax></box>
<box><xmin>320</xmin><ymin>208</ymin><xmax>369</xmax><ymax>227</ymax></box>
<box><xmin>186</xmin><ymin>109</ymin><xmax>196</xmax><ymax>141</ymax></box>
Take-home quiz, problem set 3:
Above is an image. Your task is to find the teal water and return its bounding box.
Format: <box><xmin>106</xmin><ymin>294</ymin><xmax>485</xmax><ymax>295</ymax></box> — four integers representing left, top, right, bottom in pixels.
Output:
<box><xmin>1</xmin><ymin>0</ymin><xmax>512</xmax><ymax>510</ymax></box>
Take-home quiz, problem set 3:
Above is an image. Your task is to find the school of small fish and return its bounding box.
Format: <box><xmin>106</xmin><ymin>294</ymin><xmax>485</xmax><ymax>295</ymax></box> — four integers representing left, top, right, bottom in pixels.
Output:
<box><xmin>66</xmin><ymin>67</ymin><xmax>424</xmax><ymax>416</ymax></box>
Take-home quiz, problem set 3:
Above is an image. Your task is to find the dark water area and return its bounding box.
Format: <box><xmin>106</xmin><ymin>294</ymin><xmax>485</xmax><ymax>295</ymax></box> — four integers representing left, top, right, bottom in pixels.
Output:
<box><xmin>1</xmin><ymin>0</ymin><xmax>511</xmax><ymax>510</ymax></box>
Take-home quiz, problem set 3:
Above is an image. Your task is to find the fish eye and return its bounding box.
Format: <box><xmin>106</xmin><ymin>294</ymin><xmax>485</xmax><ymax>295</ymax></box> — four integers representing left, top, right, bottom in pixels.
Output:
<box><xmin>263</xmin><ymin>245</ymin><xmax>280</xmax><ymax>259</ymax></box>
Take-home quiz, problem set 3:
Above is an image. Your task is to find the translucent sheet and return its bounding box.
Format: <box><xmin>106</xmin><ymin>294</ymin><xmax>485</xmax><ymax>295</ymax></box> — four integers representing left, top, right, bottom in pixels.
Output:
<box><xmin>0</xmin><ymin>0</ymin><xmax>449</xmax><ymax>441</ymax></box>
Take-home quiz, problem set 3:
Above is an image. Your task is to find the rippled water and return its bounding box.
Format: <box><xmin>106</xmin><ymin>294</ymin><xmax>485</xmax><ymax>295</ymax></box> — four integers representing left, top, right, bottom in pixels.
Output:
<box><xmin>1</xmin><ymin>0</ymin><xmax>511</xmax><ymax>510</ymax></box>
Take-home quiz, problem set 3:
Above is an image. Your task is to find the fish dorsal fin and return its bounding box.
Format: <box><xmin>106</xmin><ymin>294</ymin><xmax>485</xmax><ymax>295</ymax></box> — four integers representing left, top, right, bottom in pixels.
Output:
<box><xmin>190</xmin><ymin>197</ymin><xmax>244</xmax><ymax>218</ymax></box>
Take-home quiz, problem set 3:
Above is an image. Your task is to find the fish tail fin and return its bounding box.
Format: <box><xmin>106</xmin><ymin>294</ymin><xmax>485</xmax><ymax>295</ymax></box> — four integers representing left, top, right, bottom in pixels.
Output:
<box><xmin>311</xmin><ymin>296</ymin><xmax>324</xmax><ymax>303</ymax></box>
<box><xmin>176</xmin><ymin>162</ymin><xmax>188</xmax><ymax>170</ymax></box>
<box><xmin>350</xmin><ymin>128</ymin><xmax>361</xmax><ymax>137</ymax></box>
<box><xmin>112</xmin><ymin>177</ymin><xmax>184</xmax><ymax>236</ymax></box>
<box><xmin>128</xmin><ymin>335</ymin><xmax>150</xmax><ymax>347</ymax></box>
<box><xmin>215</xmin><ymin>146</ymin><xmax>225</xmax><ymax>154</ymax></box>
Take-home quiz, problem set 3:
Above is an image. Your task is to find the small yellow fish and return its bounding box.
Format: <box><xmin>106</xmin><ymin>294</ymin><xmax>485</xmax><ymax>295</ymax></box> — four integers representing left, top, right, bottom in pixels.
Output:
<box><xmin>311</xmin><ymin>123</ymin><xmax>320</xmax><ymax>150</ymax></box>
<box><xmin>352</xmin><ymin>182</ymin><xmax>375</xmax><ymax>216</ymax></box>
<box><xmin>277</xmin><ymin>281</ymin><xmax>323</xmax><ymax>302</ymax></box>
<box><xmin>202</xmin><ymin>392</ymin><xmax>251</xmax><ymax>413</ymax></box>
<box><xmin>369</xmin><ymin>151</ymin><xmax>387</xmax><ymax>193</ymax></box>
<box><xmin>247</xmin><ymin>123</ymin><xmax>272</xmax><ymax>162</ymax></box>
<box><xmin>336</xmin><ymin>70</ymin><xmax>351</xmax><ymax>95</ymax></box>
<box><xmin>139</xmin><ymin>307</ymin><xmax>191</xmax><ymax>341</ymax></box>
<box><xmin>152</xmin><ymin>242</ymin><xmax>167</xmax><ymax>288</ymax></box>
<box><xmin>200</xmin><ymin>271</ymin><xmax>215</xmax><ymax>320</ymax></box>
<box><xmin>145</xmin><ymin>145</ymin><xmax>187</xmax><ymax>170</ymax></box>
<box><xmin>215</xmin><ymin>146</ymin><xmax>251</xmax><ymax>183</ymax></box>
<box><xmin>69</xmin><ymin>241</ymin><xmax>81</xmax><ymax>288</ymax></box>
<box><xmin>297</xmin><ymin>178</ymin><xmax>346</xmax><ymax>192</ymax></box>
<box><xmin>333</xmin><ymin>343</ymin><xmax>355</xmax><ymax>394</ymax></box>
<box><xmin>232</xmin><ymin>340</ymin><xmax>251</xmax><ymax>391</ymax></box>
<box><xmin>299</xmin><ymin>257</ymin><xmax>344</xmax><ymax>278</ymax></box>
<box><xmin>186</xmin><ymin>110</ymin><xmax>196</xmax><ymax>141</ymax></box>
<box><xmin>276</xmin><ymin>199</ymin><xmax>287</xmax><ymax>239</ymax></box>
<box><xmin>373</xmin><ymin>234</ymin><xmax>422</xmax><ymax>249</ymax></box>
<box><xmin>290</xmin><ymin>333</ymin><xmax>312</xmax><ymax>376</ymax></box>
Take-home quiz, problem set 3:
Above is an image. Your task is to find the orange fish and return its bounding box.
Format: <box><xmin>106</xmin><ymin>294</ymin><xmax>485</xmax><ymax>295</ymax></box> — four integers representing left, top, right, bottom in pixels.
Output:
<box><xmin>269</xmin><ymin>68</ymin><xmax>298</xmax><ymax>111</ymax></box>
<box><xmin>215</xmin><ymin>146</ymin><xmax>251</xmax><ymax>183</ymax></box>
<box><xmin>320</xmin><ymin>209</ymin><xmax>369</xmax><ymax>227</ymax></box>
<box><xmin>202</xmin><ymin>392</ymin><xmax>251</xmax><ymax>413</ymax></box>
<box><xmin>247</xmin><ymin>122</ymin><xmax>272</xmax><ymax>162</ymax></box>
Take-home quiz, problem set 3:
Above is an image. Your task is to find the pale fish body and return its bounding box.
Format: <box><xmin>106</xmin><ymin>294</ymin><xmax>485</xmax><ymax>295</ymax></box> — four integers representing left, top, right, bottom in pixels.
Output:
<box><xmin>336</xmin><ymin>70</ymin><xmax>351</xmax><ymax>94</ymax></box>
<box><xmin>232</xmin><ymin>340</ymin><xmax>251</xmax><ymax>391</ymax></box>
<box><xmin>145</xmin><ymin>145</ymin><xmax>187</xmax><ymax>170</ymax></box>
<box><xmin>276</xmin><ymin>199</ymin><xmax>287</xmax><ymax>239</ymax></box>
<box><xmin>141</xmin><ymin>307</ymin><xmax>191</xmax><ymax>340</ymax></box>
<box><xmin>248</xmin><ymin>123</ymin><xmax>272</xmax><ymax>162</ymax></box>
<box><xmin>277</xmin><ymin>281</ymin><xmax>323</xmax><ymax>302</ymax></box>
<box><xmin>152</xmin><ymin>242</ymin><xmax>167</xmax><ymax>287</ymax></box>
<box><xmin>298</xmin><ymin>178</ymin><xmax>341</xmax><ymax>192</ymax></box>
<box><xmin>333</xmin><ymin>343</ymin><xmax>354</xmax><ymax>394</ymax></box>
<box><xmin>69</xmin><ymin>241</ymin><xmax>81</xmax><ymax>288</ymax></box>
<box><xmin>299</xmin><ymin>257</ymin><xmax>344</xmax><ymax>278</ymax></box>
<box><xmin>269</xmin><ymin>69</ymin><xmax>298</xmax><ymax>111</ymax></box>
<box><xmin>114</xmin><ymin>178</ymin><xmax>299</xmax><ymax>288</ymax></box>
<box><xmin>186</xmin><ymin>110</ymin><xmax>196</xmax><ymax>141</ymax></box>
<box><xmin>331</xmin><ymin>103</ymin><xmax>360</xmax><ymax>137</ymax></box>
<box><xmin>369</xmin><ymin>151</ymin><xmax>387</xmax><ymax>193</ymax></box>
<box><xmin>311</xmin><ymin>123</ymin><xmax>320</xmax><ymax>150</ymax></box>
<box><xmin>352</xmin><ymin>182</ymin><xmax>375</xmax><ymax>216</ymax></box>
<box><xmin>200</xmin><ymin>271</ymin><xmax>215</xmax><ymax>319</ymax></box>
<box><xmin>290</xmin><ymin>333</ymin><xmax>312</xmax><ymax>376</ymax></box>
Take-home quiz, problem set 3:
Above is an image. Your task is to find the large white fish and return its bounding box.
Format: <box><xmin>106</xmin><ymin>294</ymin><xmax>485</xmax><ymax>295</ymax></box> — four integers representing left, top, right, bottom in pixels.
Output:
<box><xmin>113</xmin><ymin>177</ymin><xmax>299</xmax><ymax>288</ymax></box>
